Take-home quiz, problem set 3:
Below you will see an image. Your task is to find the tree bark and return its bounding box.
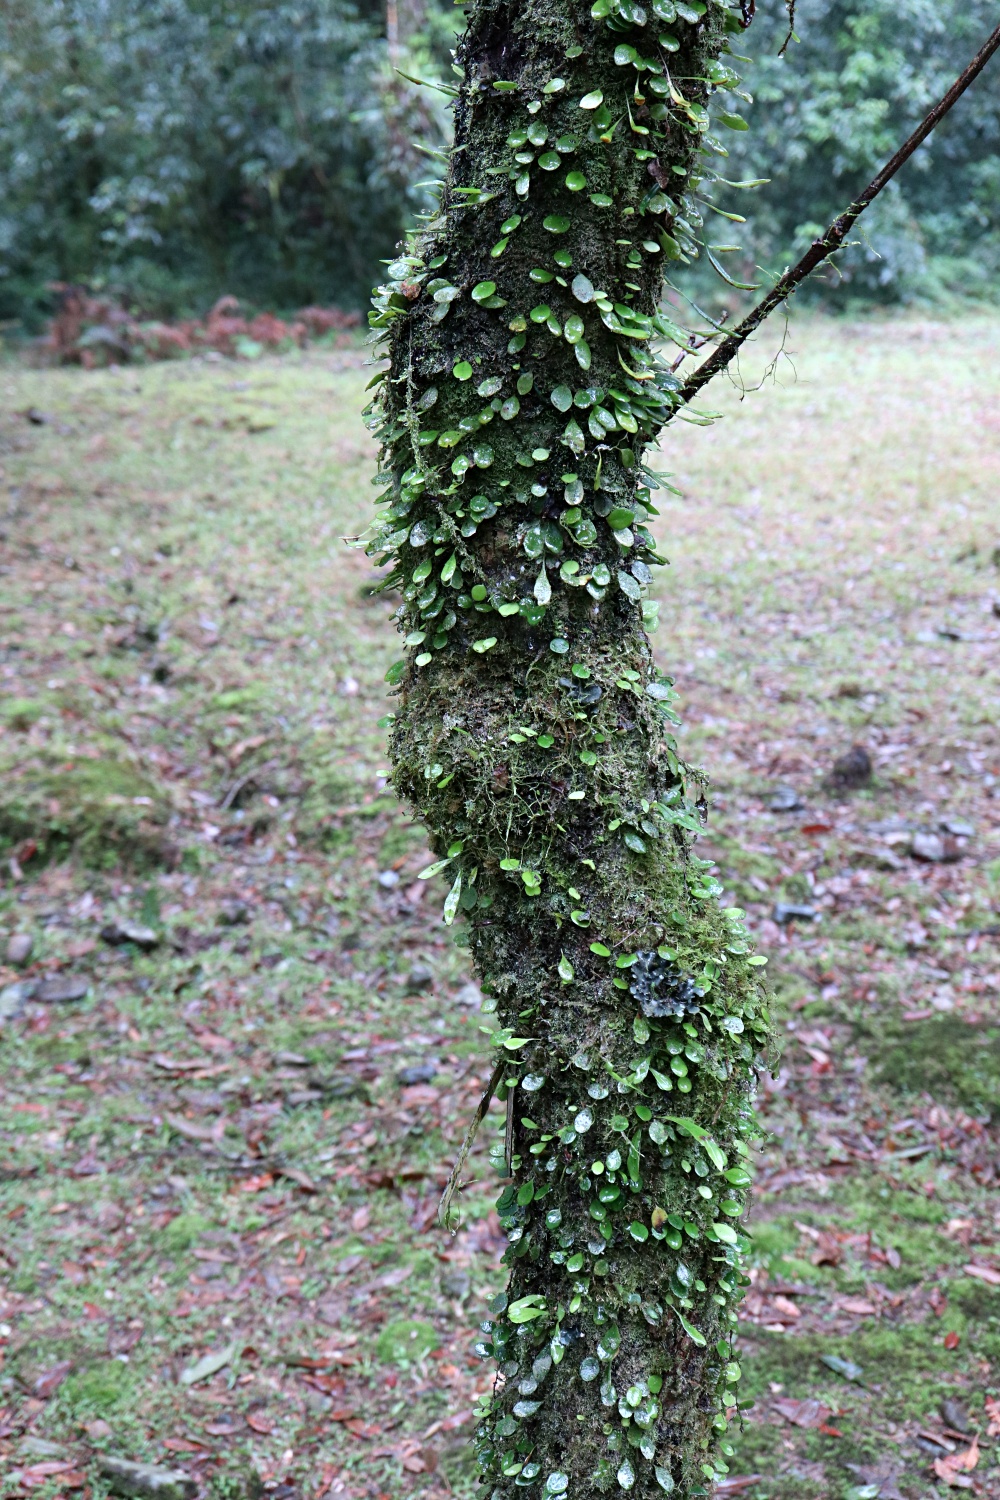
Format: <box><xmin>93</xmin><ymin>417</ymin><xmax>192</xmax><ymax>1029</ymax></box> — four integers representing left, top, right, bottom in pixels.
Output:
<box><xmin>365</xmin><ymin>1</ymin><xmax>771</xmax><ymax>1494</ymax></box>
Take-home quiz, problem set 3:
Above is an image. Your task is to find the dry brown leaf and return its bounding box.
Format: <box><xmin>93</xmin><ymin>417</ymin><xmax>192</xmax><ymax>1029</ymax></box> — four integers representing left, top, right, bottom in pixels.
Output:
<box><xmin>963</xmin><ymin>1263</ymin><xmax>1000</xmax><ymax>1286</ymax></box>
<box><xmin>933</xmin><ymin>1436</ymin><xmax>979</xmax><ymax>1489</ymax></box>
<box><xmin>772</xmin><ymin>1397</ymin><xmax>831</xmax><ymax>1428</ymax></box>
<box><xmin>985</xmin><ymin>1396</ymin><xmax>1000</xmax><ymax>1438</ymax></box>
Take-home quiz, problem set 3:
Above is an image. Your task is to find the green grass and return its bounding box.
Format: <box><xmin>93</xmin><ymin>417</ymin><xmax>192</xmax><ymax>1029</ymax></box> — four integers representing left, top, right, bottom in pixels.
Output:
<box><xmin>1</xmin><ymin>317</ymin><xmax>999</xmax><ymax>1498</ymax></box>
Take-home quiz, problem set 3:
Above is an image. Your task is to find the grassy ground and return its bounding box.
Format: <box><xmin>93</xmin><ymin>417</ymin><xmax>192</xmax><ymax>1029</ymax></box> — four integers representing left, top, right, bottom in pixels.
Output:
<box><xmin>0</xmin><ymin>316</ymin><xmax>998</xmax><ymax>1500</ymax></box>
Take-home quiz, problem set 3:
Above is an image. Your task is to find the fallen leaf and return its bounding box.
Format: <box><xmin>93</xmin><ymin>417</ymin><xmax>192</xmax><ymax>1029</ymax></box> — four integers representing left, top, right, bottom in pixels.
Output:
<box><xmin>237</xmin><ymin>1173</ymin><xmax>274</xmax><ymax>1193</ymax></box>
<box><xmin>772</xmin><ymin>1397</ymin><xmax>832</xmax><ymax>1428</ymax></box>
<box><xmin>985</xmin><ymin>1396</ymin><xmax>1000</xmax><ymax>1438</ymax></box>
<box><xmin>350</xmin><ymin>1205</ymin><xmax>371</xmax><ymax>1231</ymax></box>
<box><xmin>180</xmin><ymin>1341</ymin><xmax>237</xmax><ymax>1387</ymax></box>
<box><xmin>836</xmin><ymin>1297</ymin><xmax>879</xmax><ymax>1316</ymax></box>
<box><xmin>769</xmin><ymin>1295</ymin><xmax>801</xmax><ymax>1320</ymax></box>
<box><xmin>963</xmin><ymin>1263</ymin><xmax>1000</xmax><ymax>1286</ymax></box>
<box><xmin>247</xmin><ymin>1413</ymin><xmax>274</xmax><ymax>1435</ymax></box>
<box><xmin>934</xmin><ymin>1436</ymin><xmax>979</xmax><ymax>1488</ymax></box>
<box><xmin>166</xmin><ymin>1113</ymin><xmax>226</xmax><ymax>1144</ymax></box>
<box><xmin>34</xmin><ymin>1360</ymin><xmax>72</xmax><ymax>1397</ymax></box>
<box><xmin>944</xmin><ymin>1331</ymin><xmax>961</xmax><ymax>1350</ymax></box>
<box><xmin>276</xmin><ymin>1165</ymin><xmax>318</xmax><ymax>1193</ymax></box>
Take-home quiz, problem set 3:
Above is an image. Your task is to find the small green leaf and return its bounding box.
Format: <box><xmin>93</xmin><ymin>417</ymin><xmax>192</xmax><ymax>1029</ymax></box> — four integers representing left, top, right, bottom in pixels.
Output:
<box><xmin>417</xmin><ymin>857</ymin><xmax>453</xmax><ymax>879</ymax></box>
<box><xmin>443</xmin><ymin>871</ymin><xmax>462</xmax><ymax>925</ymax></box>
<box><xmin>491</xmin><ymin>238</ymin><xmax>509</xmax><ymax>257</ymax></box>
<box><xmin>564</xmin><ymin>314</ymin><xmax>585</xmax><ymax>344</ymax></box>
<box><xmin>579</xmin><ymin>90</ymin><xmax>604</xmax><ymax>109</ymax></box>
<box><xmin>471</xmin><ymin>281</ymin><xmax>498</xmax><ymax>303</ymax></box>
<box><xmin>384</xmin><ymin>659</ymin><xmax>406</xmax><ymax>684</ymax></box>
<box><xmin>501</xmin><ymin>214</ymin><xmax>522</xmax><ymax>233</ymax></box>
<box><xmin>472</xmin><ymin>636</ymin><xmax>498</xmax><ymax>653</ymax></box>
<box><xmin>543</xmin><ymin>215</ymin><xmax>571</xmax><ymax>234</ymax></box>
<box><xmin>675</xmin><ymin>1310</ymin><xmax>707</xmax><ymax>1347</ymax></box>
<box><xmin>589</xmin><ymin>193</ymin><xmax>613</xmax><ymax>208</ymax></box>
<box><xmin>606</xmin><ymin>506</ymin><xmax>635</xmax><ymax>530</ymax></box>
<box><xmin>550</xmin><ymin>385</ymin><xmax>573</xmax><ymax>412</ymax></box>
<box><xmin>565</xmin><ymin>171</ymin><xmax>586</xmax><ymax>192</ymax></box>
<box><xmin>590</xmin><ymin>942</ymin><xmax>611</xmax><ymax>957</ymax></box>
<box><xmin>549</xmin><ymin>637</ymin><xmax>569</xmax><ymax>654</ymax></box>
<box><xmin>508</xmin><ymin>1294</ymin><xmax>548</xmax><ymax>1323</ymax></box>
<box><xmin>712</xmin><ymin>1222</ymin><xmax>738</xmax><ymax>1245</ymax></box>
<box><xmin>453</xmin><ymin>361</ymin><xmax>473</xmax><ymax>380</ymax></box>
<box><xmin>717</xmin><ymin>110</ymin><xmax>748</xmax><ymax>131</ymax></box>
<box><xmin>558</xmin><ymin>953</ymin><xmax>574</xmax><ymax>982</ymax></box>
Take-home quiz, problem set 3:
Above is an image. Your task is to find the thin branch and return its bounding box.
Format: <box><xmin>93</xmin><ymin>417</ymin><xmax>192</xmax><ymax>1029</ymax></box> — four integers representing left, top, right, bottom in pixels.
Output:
<box><xmin>778</xmin><ymin>0</ymin><xmax>797</xmax><ymax>58</ymax></box>
<box><xmin>678</xmin><ymin>18</ymin><xmax>1000</xmax><ymax>407</ymax></box>
<box><xmin>437</xmin><ymin>1058</ymin><xmax>504</xmax><ymax>1229</ymax></box>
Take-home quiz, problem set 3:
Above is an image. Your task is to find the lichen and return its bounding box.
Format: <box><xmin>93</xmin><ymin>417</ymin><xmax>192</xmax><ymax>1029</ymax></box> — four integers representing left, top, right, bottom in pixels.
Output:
<box><xmin>362</xmin><ymin>0</ymin><xmax>772</xmax><ymax>1492</ymax></box>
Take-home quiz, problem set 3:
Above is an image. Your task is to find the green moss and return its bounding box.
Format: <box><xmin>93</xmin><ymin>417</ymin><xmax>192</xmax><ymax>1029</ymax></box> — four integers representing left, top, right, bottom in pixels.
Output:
<box><xmin>60</xmin><ymin>1359</ymin><xmax>134</xmax><ymax>1414</ymax></box>
<box><xmin>376</xmin><ymin>1319</ymin><xmax>440</xmax><ymax>1363</ymax></box>
<box><xmin>870</xmin><ymin>1016</ymin><xmax>1000</xmax><ymax>1116</ymax></box>
<box><xmin>159</xmin><ymin>1211</ymin><xmax>212</xmax><ymax>1252</ymax></box>
<box><xmin>0</xmin><ymin>753</ymin><xmax>173</xmax><ymax>868</ymax></box>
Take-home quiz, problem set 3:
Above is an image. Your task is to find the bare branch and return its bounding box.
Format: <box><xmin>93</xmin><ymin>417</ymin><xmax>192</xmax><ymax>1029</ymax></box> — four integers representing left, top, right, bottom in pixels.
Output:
<box><xmin>678</xmin><ymin>18</ymin><xmax>1000</xmax><ymax>407</ymax></box>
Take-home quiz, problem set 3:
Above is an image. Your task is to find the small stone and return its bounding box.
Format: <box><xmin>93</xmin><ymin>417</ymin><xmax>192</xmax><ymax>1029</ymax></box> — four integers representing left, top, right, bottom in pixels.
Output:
<box><xmin>454</xmin><ymin>980</ymin><xmax>483</xmax><ymax>1008</ymax></box>
<box><xmin>0</xmin><ymin>980</ymin><xmax>34</xmax><ymax>1022</ymax></box>
<box><xmin>939</xmin><ymin>817</ymin><xmax>974</xmax><ymax>838</ymax></box>
<box><xmin>35</xmin><ymin>975</ymin><xmax>90</xmax><ymax>1004</ymax></box>
<box><xmin>441</xmin><ymin>1271</ymin><xmax>471</xmax><ymax>1298</ymax></box>
<box><xmin>85</xmin><ymin>1418</ymin><xmax>113</xmax><ymax>1441</ymax></box>
<box><xmin>6</xmin><ymin>933</ymin><xmax>33</xmax><ymax>966</ymax></box>
<box><xmin>406</xmin><ymin>962</ymin><xmax>434</xmax><ymax>993</ymax></box>
<box><xmin>768</xmin><ymin>785</ymin><xmax>803</xmax><ymax>813</ymax></box>
<box><xmin>378</xmin><ymin>869</ymin><xmax>400</xmax><ymax>889</ymax></box>
<box><xmin>772</xmin><ymin>903</ymin><xmax>818</xmax><ymax>925</ymax></box>
<box><xmin>827</xmin><ymin>744</ymin><xmax>872</xmax><ymax>789</ymax></box>
<box><xmin>101</xmin><ymin>921</ymin><xmax>160</xmax><ymax>950</ymax></box>
<box><xmin>19</xmin><ymin>1437</ymin><xmax>66</xmax><ymax>1458</ymax></box>
<box><xmin>98</xmin><ymin>1456</ymin><xmax>196</xmax><ymax>1500</ymax></box>
<box><xmin>940</xmin><ymin>1397</ymin><xmax>972</xmax><ymax>1434</ymax></box>
<box><xmin>216</xmin><ymin>899</ymin><xmax>250</xmax><ymax>926</ymax></box>
<box><xmin>397</xmin><ymin>1062</ymin><xmax>438</xmax><ymax>1086</ymax></box>
<box><xmin>911</xmin><ymin>831</ymin><xmax>960</xmax><ymax>863</ymax></box>
<box><xmin>275</xmin><ymin>1050</ymin><xmax>309</xmax><ymax>1066</ymax></box>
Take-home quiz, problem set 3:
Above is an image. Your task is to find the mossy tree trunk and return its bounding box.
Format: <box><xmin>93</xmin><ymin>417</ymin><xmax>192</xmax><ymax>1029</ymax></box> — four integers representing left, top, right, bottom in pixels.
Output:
<box><xmin>364</xmin><ymin>0</ymin><xmax>771</xmax><ymax>1494</ymax></box>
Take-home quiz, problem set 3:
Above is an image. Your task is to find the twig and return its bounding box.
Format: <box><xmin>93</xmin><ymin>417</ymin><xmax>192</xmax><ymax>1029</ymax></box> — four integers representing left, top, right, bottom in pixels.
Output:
<box><xmin>218</xmin><ymin>757</ymin><xmax>279</xmax><ymax>812</ymax></box>
<box><xmin>678</xmin><ymin>18</ymin><xmax>1000</xmax><ymax>406</ymax></box>
<box><xmin>437</xmin><ymin>1058</ymin><xmax>504</xmax><ymax>1229</ymax></box>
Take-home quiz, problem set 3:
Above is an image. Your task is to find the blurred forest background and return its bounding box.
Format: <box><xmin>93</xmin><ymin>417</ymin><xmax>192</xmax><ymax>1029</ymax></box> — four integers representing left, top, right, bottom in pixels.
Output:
<box><xmin>1</xmin><ymin>0</ymin><xmax>998</xmax><ymax>334</ymax></box>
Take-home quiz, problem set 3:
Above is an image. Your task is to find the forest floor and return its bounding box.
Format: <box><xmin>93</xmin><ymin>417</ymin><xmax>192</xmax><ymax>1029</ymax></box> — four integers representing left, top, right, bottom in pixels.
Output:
<box><xmin>0</xmin><ymin>316</ymin><xmax>999</xmax><ymax>1500</ymax></box>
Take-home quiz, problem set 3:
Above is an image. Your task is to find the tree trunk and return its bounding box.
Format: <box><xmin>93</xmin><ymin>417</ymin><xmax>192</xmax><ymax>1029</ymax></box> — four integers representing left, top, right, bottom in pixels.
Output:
<box><xmin>364</xmin><ymin>1</ymin><xmax>771</xmax><ymax>1494</ymax></box>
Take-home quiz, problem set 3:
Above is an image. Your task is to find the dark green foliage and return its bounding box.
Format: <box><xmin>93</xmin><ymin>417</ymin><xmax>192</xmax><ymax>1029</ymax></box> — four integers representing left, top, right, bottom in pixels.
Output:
<box><xmin>365</xmin><ymin>0</ymin><xmax>772</xmax><ymax>1492</ymax></box>
<box><xmin>0</xmin><ymin>0</ymin><xmax>451</xmax><ymax>326</ymax></box>
<box><xmin>712</xmin><ymin>0</ymin><xmax>1000</xmax><ymax>304</ymax></box>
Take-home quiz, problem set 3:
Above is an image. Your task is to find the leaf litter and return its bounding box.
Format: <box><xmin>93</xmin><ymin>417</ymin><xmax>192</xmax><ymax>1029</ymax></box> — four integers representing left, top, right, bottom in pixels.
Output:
<box><xmin>0</xmin><ymin>323</ymin><xmax>999</xmax><ymax>1495</ymax></box>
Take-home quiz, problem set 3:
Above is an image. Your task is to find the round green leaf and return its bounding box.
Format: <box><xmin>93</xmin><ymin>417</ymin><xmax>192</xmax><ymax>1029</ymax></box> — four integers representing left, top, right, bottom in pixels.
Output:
<box><xmin>565</xmin><ymin>171</ymin><xmax>587</xmax><ymax>192</ymax></box>
<box><xmin>550</xmin><ymin>385</ymin><xmax>573</xmax><ymax>412</ymax></box>
<box><xmin>471</xmin><ymin>281</ymin><xmax>497</xmax><ymax>303</ymax></box>
<box><xmin>543</xmin><ymin>215</ymin><xmax>570</xmax><ymax>234</ymax></box>
<box><xmin>579</xmin><ymin>90</ymin><xmax>604</xmax><ymax>109</ymax></box>
<box><xmin>453</xmin><ymin>361</ymin><xmax>473</xmax><ymax>380</ymax></box>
